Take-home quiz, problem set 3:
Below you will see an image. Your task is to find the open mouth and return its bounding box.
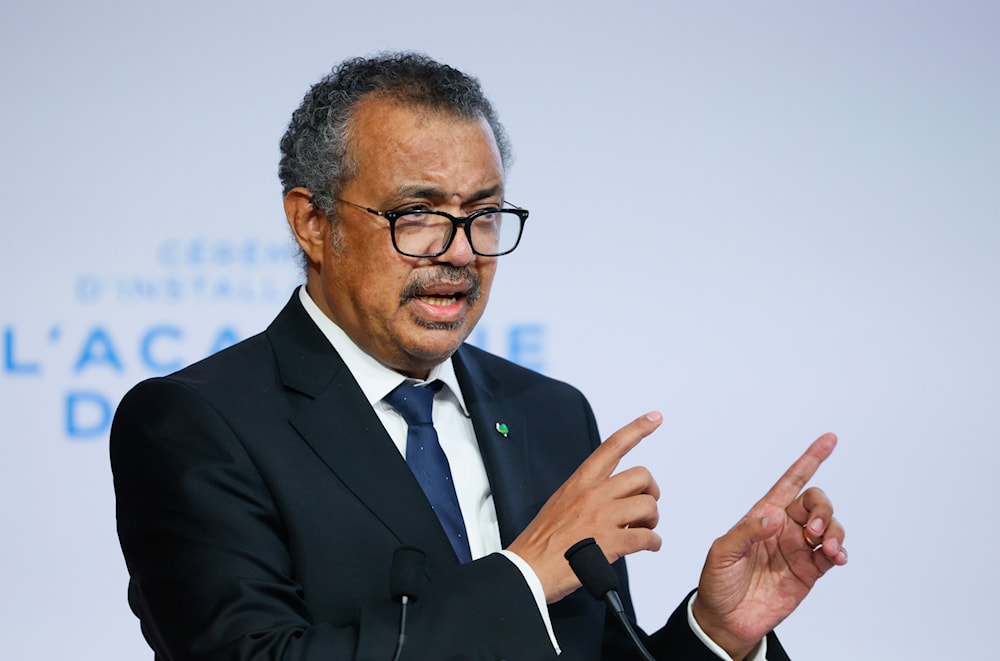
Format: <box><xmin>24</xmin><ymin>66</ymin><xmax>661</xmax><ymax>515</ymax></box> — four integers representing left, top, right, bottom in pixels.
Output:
<box><xmin>402</xmin><ymin>267</ymin><xmax>481</xmax><ymax>308</ymax></box>
<box><xmin>417</xmin><ymin>293</ymin><xmax>464</xmax><ymax>306</ymax></box>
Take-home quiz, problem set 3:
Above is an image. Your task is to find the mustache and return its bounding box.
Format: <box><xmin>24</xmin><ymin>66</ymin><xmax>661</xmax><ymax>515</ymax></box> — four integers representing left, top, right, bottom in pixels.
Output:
<box><xmin>400</xmin><ymin>266</ymin><xmax>481</xmax><ymax>305</ymax></box>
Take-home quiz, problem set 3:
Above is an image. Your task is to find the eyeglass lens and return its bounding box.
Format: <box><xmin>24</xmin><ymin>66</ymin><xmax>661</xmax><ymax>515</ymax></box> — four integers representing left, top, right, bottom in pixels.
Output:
<box><xmin>394</xmin><ymin>210</ymin><xmax>521</xmax><ymax>257</ymax></box>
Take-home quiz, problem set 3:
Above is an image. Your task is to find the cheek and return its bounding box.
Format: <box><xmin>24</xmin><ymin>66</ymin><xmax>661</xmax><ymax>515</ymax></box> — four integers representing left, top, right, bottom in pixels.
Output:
<box><xmin>337</xmin><ymin>229</ymin><xmax>410</xmax><ymax>298</ymax></box>
<box><xmin>351</xmin><ymin>260</ymin><xmax>413</xmax><ymax>318</ymax></box>
<box><xmin>477</xmin><ymin>262</ymin><xmax>498</xmax><ymax>296</ymax></box>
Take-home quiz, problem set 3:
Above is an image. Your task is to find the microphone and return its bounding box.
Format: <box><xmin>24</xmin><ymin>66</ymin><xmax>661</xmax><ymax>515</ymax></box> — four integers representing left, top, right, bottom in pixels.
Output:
<box><xmin>565</xmin><ymin>538</ymin><xmax>656</xmax><ymax>661</ymax></box>
<box><xmin>390</xmin><ymin>546</ymin><xmax>426</xmax><ymax>661</ymax></box>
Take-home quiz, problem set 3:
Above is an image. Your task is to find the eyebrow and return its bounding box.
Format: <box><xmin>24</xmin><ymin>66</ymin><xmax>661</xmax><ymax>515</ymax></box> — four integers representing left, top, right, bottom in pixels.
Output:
<box><xmin>389</xmin><ymin>183</ymin><xmax>504</xmax><ymax>204</ymax></box>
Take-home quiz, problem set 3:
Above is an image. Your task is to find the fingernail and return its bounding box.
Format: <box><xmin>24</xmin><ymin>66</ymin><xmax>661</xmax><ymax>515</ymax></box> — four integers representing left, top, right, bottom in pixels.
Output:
<box><xmin>839</xmin><ymin>548</ymin><xmax>848</xmax><ymax>563</ymax></box>
<box><xmin>645</xmin><ymin>411</ymin><xmax>662</xmax><ymax>423</ymax></box>
<box><xmin>809</xmin><ymin>518</ymin><xmax>824</xmax><ymax>534</ymax></box>
<box><xmin>761</xmin><ymin>516</ymin><xmax>770</xmax><ymax>528</ymax></box>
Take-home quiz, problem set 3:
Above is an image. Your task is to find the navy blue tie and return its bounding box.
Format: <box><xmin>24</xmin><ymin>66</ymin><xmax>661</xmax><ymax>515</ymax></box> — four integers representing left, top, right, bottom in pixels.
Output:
<box><xmin>384</xmin><ymin>381</ymin><xmax>472</xmax><ymax>564</ymax></box>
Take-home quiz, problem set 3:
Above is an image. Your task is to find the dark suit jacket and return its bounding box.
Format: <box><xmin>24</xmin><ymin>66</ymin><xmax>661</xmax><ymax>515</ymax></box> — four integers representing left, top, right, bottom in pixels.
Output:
<box><xmin>112</xmin><ymin>294</ymin><xmax>789</xmax><ymax>660</ymax></box>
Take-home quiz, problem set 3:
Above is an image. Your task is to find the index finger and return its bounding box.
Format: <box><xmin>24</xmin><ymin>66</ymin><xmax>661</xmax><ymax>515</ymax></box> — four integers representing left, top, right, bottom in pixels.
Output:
<box><xmin>579</xmin><ymin>411</ymin><xmax>663</xmax><ymax>480</ymax></box>
<box><xmin>760</xmin><ymin>433</ymin><xmax>838</xmax><ymax>506</ymax></box>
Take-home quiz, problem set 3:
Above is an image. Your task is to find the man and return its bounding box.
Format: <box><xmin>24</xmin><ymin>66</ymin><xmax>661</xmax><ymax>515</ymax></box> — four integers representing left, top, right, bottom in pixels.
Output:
<box><xmin>112</xmin><ymin>52</ymin><xmax>846</xmax><ymax>660</ymax></box>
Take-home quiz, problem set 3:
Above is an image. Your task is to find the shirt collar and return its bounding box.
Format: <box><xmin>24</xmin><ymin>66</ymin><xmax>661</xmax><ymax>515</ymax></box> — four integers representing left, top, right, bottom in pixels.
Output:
<box><xmin>297</xmin><ymin>285</ymin><xmax>469</xmax><ymax>414</ymax></box>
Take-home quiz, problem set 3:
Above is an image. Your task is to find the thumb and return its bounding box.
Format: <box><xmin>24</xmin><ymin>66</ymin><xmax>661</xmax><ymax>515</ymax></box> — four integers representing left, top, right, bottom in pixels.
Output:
<box><xmin>718</xmin><ymin>505</ymin><xmax>784</xmax><ymax>560</ymax></box>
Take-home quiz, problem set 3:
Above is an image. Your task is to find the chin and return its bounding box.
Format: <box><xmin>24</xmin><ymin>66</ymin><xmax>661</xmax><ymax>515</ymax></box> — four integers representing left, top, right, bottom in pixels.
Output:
<box><xmin>403</xmin><ymin>329</ymin><xmax>469</xmax><ymax>365</ymax></box>
<box><xmin>395</xmin><ymin>309</ymin><xmax>482</xmax><ymax>366</ymax></box>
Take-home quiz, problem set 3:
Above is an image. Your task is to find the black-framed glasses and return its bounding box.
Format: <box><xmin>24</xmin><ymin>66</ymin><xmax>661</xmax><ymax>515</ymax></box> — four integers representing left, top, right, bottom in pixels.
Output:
<box><xmin>333</xmin><ymin>198</ymin><xmax>528</xmax><ymax>258</ymax></box>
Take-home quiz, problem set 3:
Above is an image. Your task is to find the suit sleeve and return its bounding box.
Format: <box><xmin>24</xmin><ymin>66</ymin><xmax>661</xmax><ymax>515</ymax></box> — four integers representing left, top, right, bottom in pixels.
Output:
<box><xmin>111</xmin><ymin>377</ymin><xmax>557</xmax><ymax>661</ymax></box>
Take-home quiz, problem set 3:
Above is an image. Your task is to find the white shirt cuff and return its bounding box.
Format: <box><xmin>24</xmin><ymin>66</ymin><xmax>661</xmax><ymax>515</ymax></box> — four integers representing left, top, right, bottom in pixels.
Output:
<box><xmin>688</xmin><ymin>591</ymin><xmax>767</xmax><ymax>661</ymax></box>
<box><xmin>497</xmin><ymin>549</ymin><xmax>562</xmax><ymax>655</ymax></box>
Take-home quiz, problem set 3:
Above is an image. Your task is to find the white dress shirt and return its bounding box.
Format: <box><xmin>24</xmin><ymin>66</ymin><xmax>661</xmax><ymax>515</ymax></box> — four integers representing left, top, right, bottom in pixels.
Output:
<box><xmin>297</xmin><ymin>286</ymin><xmax>766</xmax><ymax>660</ymax></box>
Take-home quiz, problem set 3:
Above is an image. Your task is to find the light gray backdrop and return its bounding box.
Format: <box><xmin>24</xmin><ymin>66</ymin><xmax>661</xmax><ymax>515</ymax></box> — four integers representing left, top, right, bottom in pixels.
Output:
<box><xmin>1</xmin><ymin>1</ymin><xmax>997</xmax><ymax>658</ymax></box>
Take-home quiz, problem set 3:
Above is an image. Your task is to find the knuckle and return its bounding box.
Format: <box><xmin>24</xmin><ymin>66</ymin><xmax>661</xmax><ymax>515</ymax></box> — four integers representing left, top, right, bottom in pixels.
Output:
<box><xmin>632</xmin><ymin>465</ymin><xmax>651</xmax><ymax>479</ymax></box>
<box><xmin>805</xmin><ymin>486</ymin><xmax>829</xmax><ymax>501</ymax></box>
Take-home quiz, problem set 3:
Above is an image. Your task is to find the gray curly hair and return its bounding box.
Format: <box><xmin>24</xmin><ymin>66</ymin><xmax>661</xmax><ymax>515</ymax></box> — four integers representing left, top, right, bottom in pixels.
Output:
<box><xmin>279</xmin><ymin>52</ymin><xmax>512</xmax><ymax>217</ymax></box>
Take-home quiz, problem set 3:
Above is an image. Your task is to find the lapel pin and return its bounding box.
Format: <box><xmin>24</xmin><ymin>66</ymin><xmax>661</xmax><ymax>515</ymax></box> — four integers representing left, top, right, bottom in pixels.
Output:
<box><xmin>495</xmin><ymin>422</ymin><xmax>509</xmax><ymax>438</ymax></box>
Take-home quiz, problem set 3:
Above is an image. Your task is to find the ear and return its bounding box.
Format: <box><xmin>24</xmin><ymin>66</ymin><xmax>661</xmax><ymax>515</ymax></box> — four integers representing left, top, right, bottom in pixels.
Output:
<box><xmin>284</xmin><ymin>187</ymin><xmax>327</xmax><ymax>266</ymax></box>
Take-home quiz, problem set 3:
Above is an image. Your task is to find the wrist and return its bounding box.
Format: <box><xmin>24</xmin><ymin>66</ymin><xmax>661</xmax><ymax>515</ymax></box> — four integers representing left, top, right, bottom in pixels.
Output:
<box><xmin>690</xmin><ymin>595</ymin><xmax>760</xmax><ymax>661</ymax></box>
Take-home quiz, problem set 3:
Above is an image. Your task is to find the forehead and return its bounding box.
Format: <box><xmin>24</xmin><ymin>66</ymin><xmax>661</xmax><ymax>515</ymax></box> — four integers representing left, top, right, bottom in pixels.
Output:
<box><xmin>344</xmin><ymin>96</ymin><xmax>504</xmax><ymax>200</ymax></box>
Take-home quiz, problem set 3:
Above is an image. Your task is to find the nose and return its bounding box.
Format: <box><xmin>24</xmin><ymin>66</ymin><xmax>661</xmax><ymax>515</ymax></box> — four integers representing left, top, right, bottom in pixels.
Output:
<box><xmin>436</xmin><ymin>224</ymin><xmax>476</xmax><ymax>267</ymax></box>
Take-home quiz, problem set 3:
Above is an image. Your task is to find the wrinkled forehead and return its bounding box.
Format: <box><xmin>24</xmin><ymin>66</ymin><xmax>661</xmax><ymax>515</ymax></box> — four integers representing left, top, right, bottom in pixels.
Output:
<box><xmin>348</xmin><ymin>93</ymin><xmax>492</xmax><ymax>144</ymax></box>
<box><xmin>341</xmin><ymin>96</ymin><xmax>504</xmax><ymax>192</ymax></box>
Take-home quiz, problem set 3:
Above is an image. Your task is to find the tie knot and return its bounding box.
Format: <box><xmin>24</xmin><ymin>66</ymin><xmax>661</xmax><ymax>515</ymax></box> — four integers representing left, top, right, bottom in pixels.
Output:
<box><xmin>384</xmin><ymin>380</ymin><xmax>443</xmax><ymax>426</ymax></box>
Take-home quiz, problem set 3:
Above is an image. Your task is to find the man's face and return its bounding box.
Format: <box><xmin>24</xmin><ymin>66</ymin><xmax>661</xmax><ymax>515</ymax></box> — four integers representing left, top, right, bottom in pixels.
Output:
<box><xmin>300</xmin><ymin>97</ymin><xmax>504</xmax><ymax>378</ymax></box>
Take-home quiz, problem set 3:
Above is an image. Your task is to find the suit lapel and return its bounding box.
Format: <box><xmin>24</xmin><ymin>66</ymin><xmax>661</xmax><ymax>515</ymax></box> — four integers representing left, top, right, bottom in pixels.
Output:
<box><xmin>454</xmin><ymin>346</ymin><xmax>534</xmax><ymax>548</ymax></box>
<box><xmin>266</xmin><ymin>295</ymin><xmax>460</xmax><ymax>574</ymax></box>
